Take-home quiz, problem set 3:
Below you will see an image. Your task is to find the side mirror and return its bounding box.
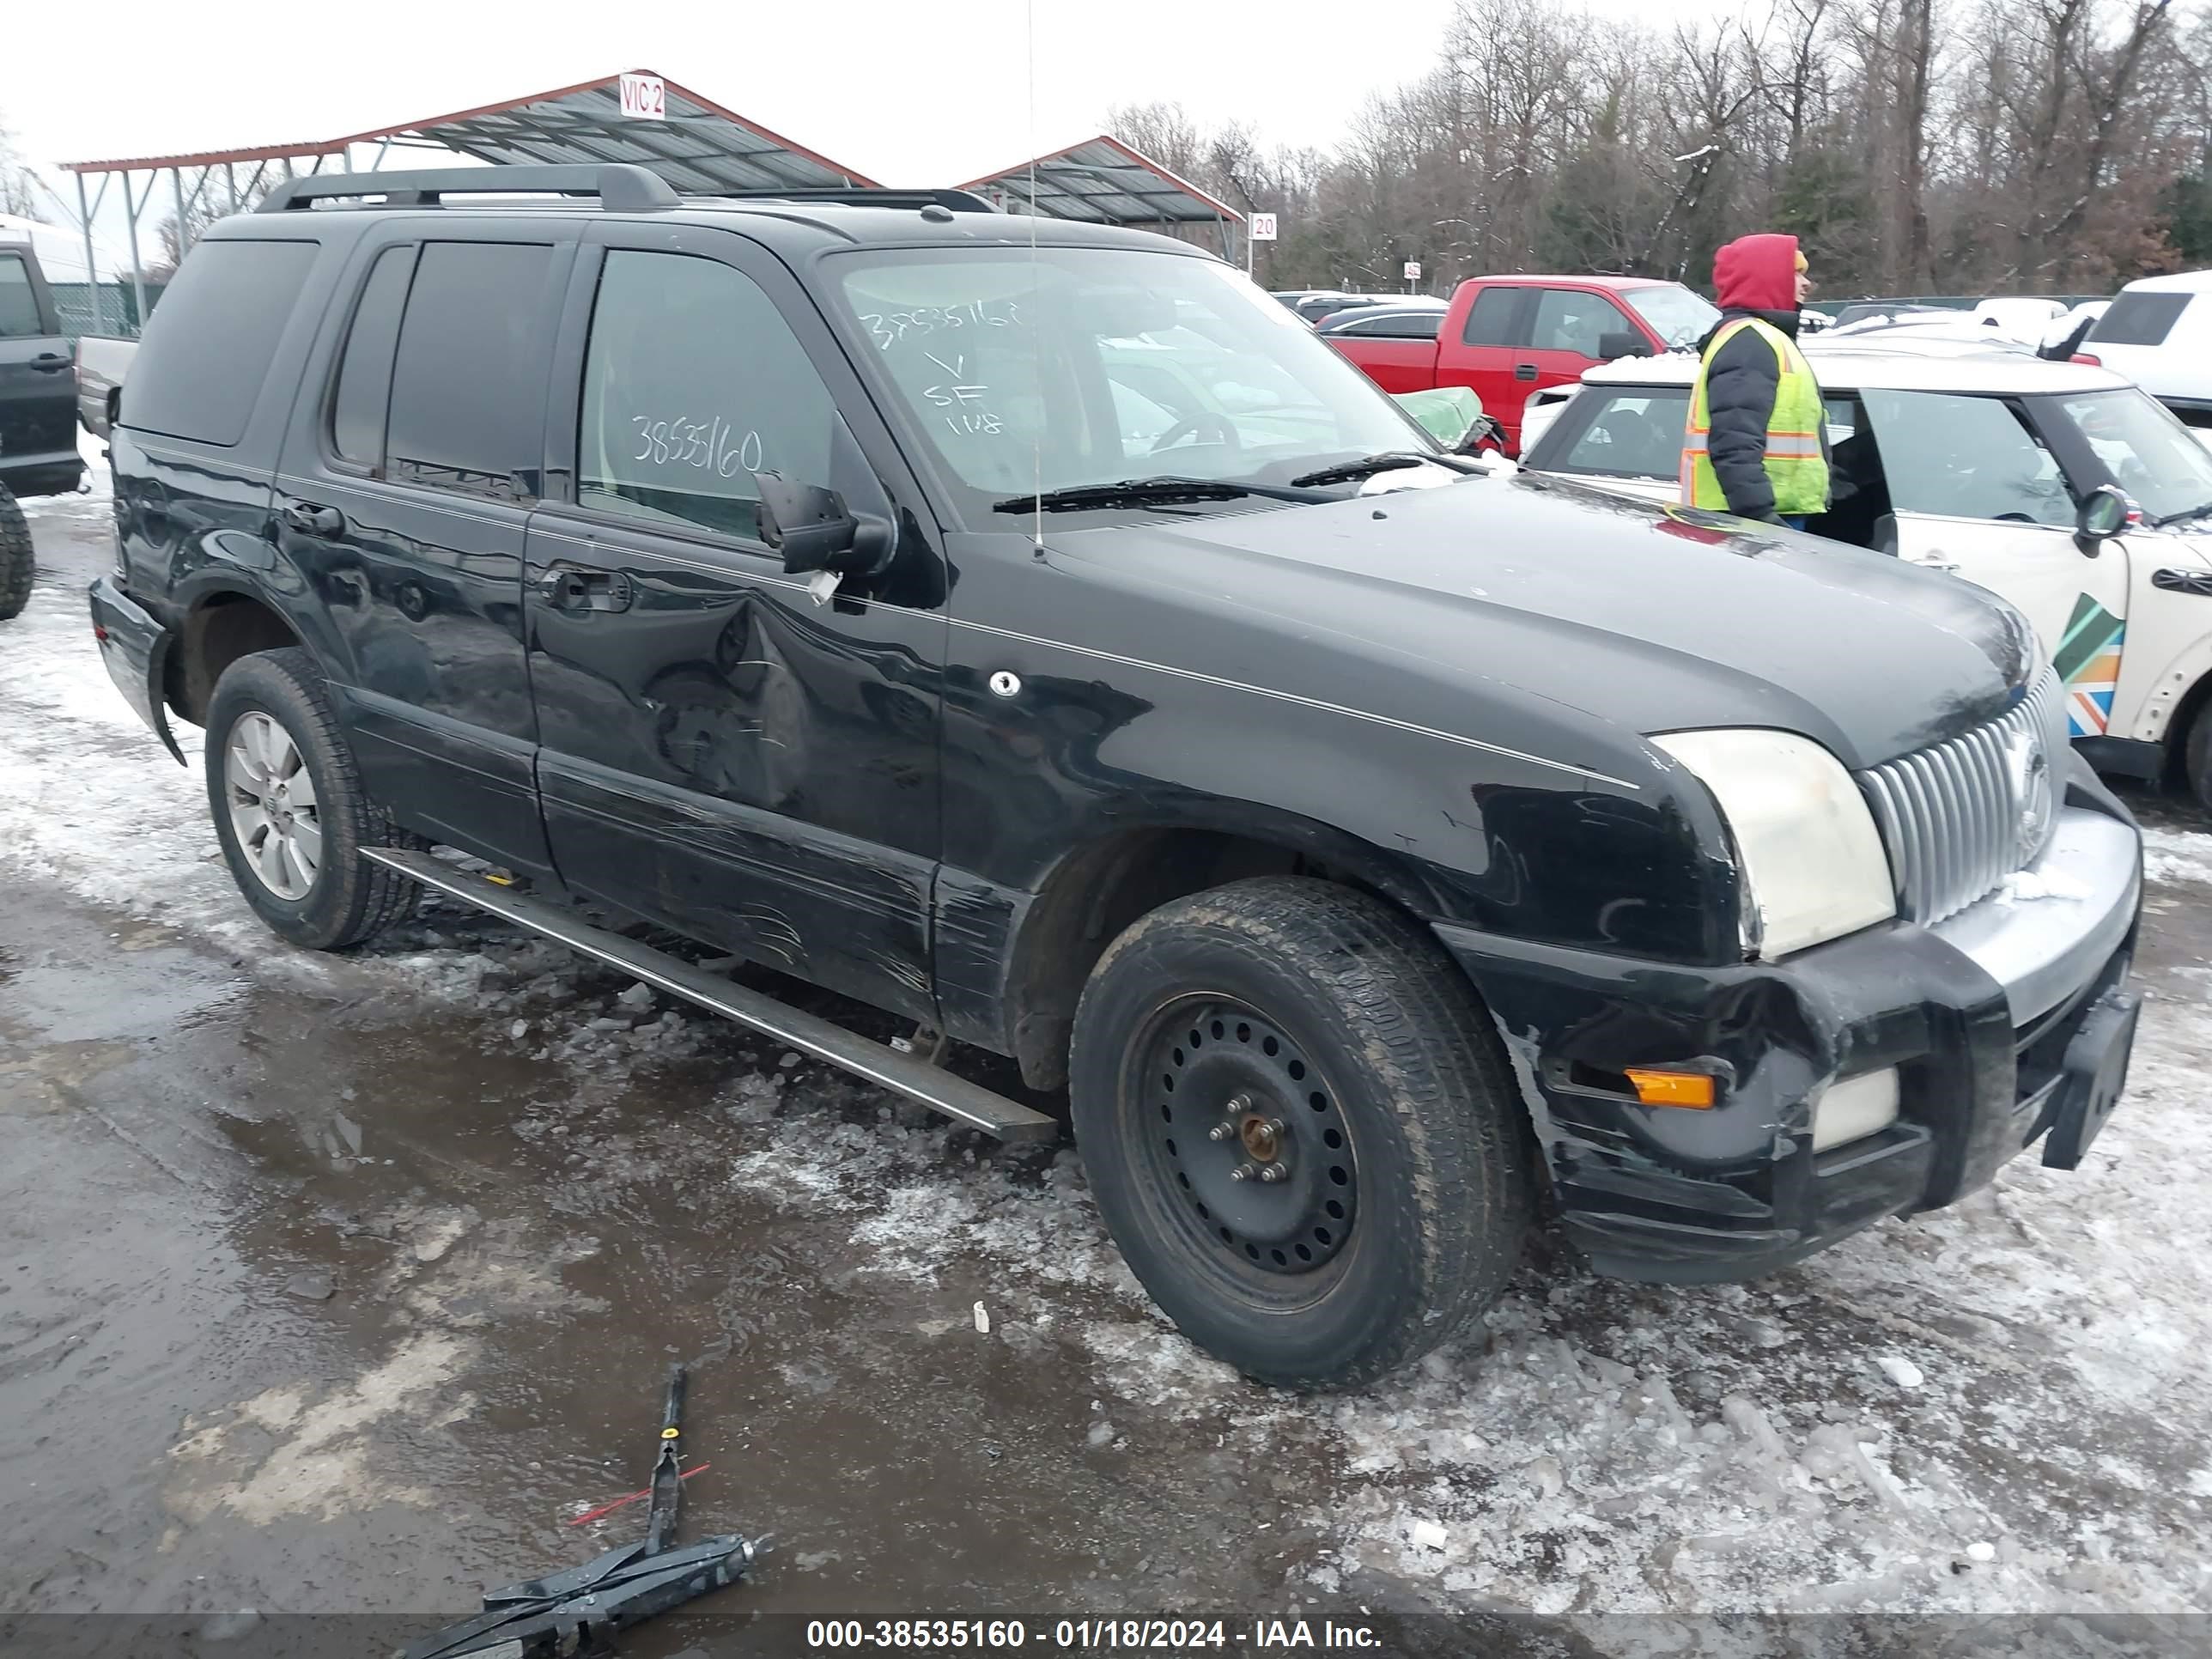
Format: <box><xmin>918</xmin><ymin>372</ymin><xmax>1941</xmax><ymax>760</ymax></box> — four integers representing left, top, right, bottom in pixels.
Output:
<box><xmin>1598</xmin><ymin>331</ymin><xmax>1655</xmax><ymax>361</ymax></box>
<box><xmin>753</xmin><ymin>472</ymin><xmax>894</xmax><ymax>579</ymax></box>
<box><xmin>2074</xmin><ymin>483</ymin><xmax>2129</xmax><ymax>553</ymax></box>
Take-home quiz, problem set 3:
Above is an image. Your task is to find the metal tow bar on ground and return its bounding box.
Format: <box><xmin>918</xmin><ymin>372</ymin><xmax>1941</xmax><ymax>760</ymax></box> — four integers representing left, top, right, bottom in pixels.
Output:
<box><xmin>401</xmin><ymin>1364</ymin><xmax>757</xmax><ymax>1659</ymax></box>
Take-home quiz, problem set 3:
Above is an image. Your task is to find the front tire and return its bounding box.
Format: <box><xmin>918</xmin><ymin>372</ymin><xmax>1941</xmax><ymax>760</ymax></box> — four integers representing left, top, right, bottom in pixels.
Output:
<box><xmin>2186</xmin><ymin>696</ymin><xmax>2212</xmax><ymax>815</ymax></box>
<box><xmin>0</xmin><ymin>484</ymin><xmax>33</xmax><ymax>621</ymax></box>
<box><xmin>1069</xmin><ymin>878</ymin><xmax>1532</xmax><ymax>1389</ymax></box>
<box><xmin>204</xmin><ymin>647</ymin><xmax>415</xmax><ymax>950</ymax></box>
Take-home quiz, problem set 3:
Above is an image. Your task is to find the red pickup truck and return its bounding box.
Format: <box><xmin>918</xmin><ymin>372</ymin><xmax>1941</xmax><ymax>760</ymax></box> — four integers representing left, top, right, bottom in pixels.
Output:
<box><xmin>1324</xmin><ymin>275</ymin><xmax>1719</xmax><ymax>452</ymax></box>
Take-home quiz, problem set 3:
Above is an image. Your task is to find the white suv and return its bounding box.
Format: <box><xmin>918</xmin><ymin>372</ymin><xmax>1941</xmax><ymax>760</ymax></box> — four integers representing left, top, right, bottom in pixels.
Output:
<box><xmin>1521</xmin><ymin>337</ymin><xmax>2212</xmax><ymax>806</ymax></box>
<box><xmin>2080</xmin><ymin>270</ymin><xmax>2211</xmax><ymax>434</ymax></box>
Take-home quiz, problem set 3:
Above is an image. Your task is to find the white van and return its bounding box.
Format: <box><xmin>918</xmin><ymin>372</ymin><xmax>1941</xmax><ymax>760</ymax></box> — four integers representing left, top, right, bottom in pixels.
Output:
<box><xmin>2081</xmin><ymin>270</ymin><xmax>2212</xmax><ymax>434</ymax></box>
<box><xmin>1520</xmin><ymin>338</ymin><xmax>2212</xmax><ymax>807</ymax></box>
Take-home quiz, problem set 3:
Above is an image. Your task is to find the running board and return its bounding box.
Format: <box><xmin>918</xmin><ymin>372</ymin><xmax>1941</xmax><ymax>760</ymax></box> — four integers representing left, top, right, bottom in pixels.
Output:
<box><xmin>362</xmin><ymin>848</ymin><xmax>1059</xmax><ymax>1143</ymax></box>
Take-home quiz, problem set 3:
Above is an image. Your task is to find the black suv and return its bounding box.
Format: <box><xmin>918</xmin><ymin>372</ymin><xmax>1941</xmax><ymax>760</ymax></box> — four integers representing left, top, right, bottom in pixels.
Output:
<box><xmin>90</xmin><ymin>166</ymin><xmax>2143</xmax><ymax>1388</ymax></box>
<box><xmin>1</xmin><ymin>237</ymin><xmax>84</xmax><ymax>617</ymax></box>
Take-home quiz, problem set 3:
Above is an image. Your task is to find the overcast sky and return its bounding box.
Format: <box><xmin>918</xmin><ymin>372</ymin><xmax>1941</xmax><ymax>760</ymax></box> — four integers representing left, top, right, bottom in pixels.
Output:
<box><xmin>6</xmin><ymin>0</ymin><xmax>1729</xmax><ymax>253</ymax></box>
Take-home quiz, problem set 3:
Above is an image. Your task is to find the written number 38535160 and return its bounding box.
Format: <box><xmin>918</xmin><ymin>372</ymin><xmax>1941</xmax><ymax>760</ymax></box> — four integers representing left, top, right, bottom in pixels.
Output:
<box><xmin>632</xmin><ymin>414</ymin><xmax>763</xmax><ymax>478</ymax></box>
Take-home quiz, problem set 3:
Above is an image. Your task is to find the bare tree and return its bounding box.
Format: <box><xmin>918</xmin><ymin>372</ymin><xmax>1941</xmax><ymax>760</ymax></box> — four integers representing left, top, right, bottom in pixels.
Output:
<box><xmin>0</xmin><ymin>116</ymin><xmax>43</xmax><ymax>219</ymax></box>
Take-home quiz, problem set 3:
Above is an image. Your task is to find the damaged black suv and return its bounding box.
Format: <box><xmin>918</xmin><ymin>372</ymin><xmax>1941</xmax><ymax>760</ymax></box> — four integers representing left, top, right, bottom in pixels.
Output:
<box><xmin>91</xmin><ymin>166</ymin><xmax>2142</xmax><ymax>1388</ymax></box>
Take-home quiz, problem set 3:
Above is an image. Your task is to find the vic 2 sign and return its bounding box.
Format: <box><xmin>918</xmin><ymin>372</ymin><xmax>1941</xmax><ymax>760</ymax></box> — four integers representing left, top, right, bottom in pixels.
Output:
<box><xmin>620</xmin><ymin>73</ymin><xmax>666</xmax><ymax>120</ymax></box>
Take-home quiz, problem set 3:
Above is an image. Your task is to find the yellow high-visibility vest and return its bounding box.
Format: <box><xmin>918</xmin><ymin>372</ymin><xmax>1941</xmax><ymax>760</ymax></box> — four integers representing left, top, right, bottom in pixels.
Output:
<box><xmin>1680</xmin><ymin>317</ymin><xmax>1830</xmax><ymax>516</ymax></box>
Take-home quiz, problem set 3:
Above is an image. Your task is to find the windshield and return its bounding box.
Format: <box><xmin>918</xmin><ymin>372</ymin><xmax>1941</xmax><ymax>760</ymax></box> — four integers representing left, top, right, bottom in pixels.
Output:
<box><xmin>2050</xmin><ymin>389</ymin><xmax>2212</xmax><ymax>524</ymax></box>
<box><xmin>830</xmin><ymin>248</ymin><xmax>1431</xmax><ymax>520</ymax></box>
<box><xmin>1624</xmin><ymin>286</ymin><xmax>1722</xmax><ymax>349</ymax></box>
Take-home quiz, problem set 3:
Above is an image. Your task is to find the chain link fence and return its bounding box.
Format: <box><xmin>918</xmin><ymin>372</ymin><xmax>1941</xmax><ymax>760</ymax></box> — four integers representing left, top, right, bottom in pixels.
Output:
<box><xmin>48</xmin><ymin>280</ymin><xmax>161</xmax><ymax>342</ymax></box>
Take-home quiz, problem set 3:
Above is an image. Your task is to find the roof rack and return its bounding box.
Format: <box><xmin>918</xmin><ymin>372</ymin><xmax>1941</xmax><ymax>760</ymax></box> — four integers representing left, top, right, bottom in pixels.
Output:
<box><xmin>258</xmin><ymin>164</ymin><xmax>682</xmax><ymax>213</ymax></box>
<box><xmin>257</xmin><ymin>165</ymin><xmax>1001</xmax><ymax>216</ymax></box>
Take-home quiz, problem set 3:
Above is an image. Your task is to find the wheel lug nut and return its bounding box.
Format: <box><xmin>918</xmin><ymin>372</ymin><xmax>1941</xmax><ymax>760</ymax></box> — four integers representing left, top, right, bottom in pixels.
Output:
<box><xmin>1227</xmin><ymin>1093</ymin><xmax>1253</xmax><ymax>1114</ymax></box>
<box><xmin>1258</xmin><ymin>1164</ymin><xmax>1285</xmax><ymax>1183</ymax></box>
<box><xmin>1208</xmin><ymin>1123</ymin><xmax>1235</xmax><ymax>1142</ymax></box>
<box><xmin>1230</xmin><ymin>1164</ymin><xmax>1255</xmax><ymax>1182</ymax></box>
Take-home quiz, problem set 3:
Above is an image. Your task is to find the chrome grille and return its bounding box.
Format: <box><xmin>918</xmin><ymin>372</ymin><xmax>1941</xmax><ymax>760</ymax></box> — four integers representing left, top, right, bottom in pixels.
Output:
<box><xmin>1859</xmin><ymin>672</ymin><xmax>2065</xmax><ymax>925</ymax></box>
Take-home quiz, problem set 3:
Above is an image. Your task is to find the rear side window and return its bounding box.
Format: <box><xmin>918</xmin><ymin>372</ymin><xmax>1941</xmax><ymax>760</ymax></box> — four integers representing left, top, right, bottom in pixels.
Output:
<box><xmin>2090</xmin><ymin>292</ymin><xmax>2191</xmax><ymax>348</ymax></box>
<box><xmin>1461</xmin><ymin>287</ymin><xmax>1522</xmax><ymax>347</ymax></box>
<box><xmin>121</xmin><ymin>240</ymin><xmax>318</xmax><ymax>446</ymax></box>
<box><xmin>330</xmin><ymin>246</ymin><xmax>416</xmax><ymax>468</ymax></box>
<box><xmin>1551</xmin><ymin>389</ymin><xmax>1690</xmax><ymax>478</ymax></box>
<box><xmin>386</xmin><ymin>241</ymin><xmax>556</xmax><ymax>497</ymax></box>
<box><xmin>0</xmin><ymin>254</ymin><xmax>40</xmax><ymax>338</ymax></box>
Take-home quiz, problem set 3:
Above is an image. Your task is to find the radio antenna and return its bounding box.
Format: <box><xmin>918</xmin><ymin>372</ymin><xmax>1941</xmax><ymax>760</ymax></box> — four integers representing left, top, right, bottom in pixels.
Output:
<box><xmin>1026</xmin><ymin>0</ymin><xmax>1043</xmax><ymax>549</ymax></box>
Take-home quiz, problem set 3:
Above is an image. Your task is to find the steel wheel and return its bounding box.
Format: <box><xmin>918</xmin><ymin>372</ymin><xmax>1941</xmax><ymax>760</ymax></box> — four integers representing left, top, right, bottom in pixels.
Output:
<box><xmin>1135</xmin><ymin>994</ymin><xmax>1363</xmax><ymax>1304</ymax></box>
<box><xmin>222</xmin><ymin>710</ymin><xmax>323</xmax><ymax>900</ymax></box>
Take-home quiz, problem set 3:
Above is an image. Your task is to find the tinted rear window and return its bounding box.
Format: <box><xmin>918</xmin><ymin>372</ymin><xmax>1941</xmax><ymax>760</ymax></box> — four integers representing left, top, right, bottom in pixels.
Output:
<box><xmin>385</xmin><ymin>241</ymin><xmax>556</xmax><ymax>496</ymax></box>
<box><xmin>0</xmin><ymin>254</ymin><xmax>41</xmax><ymax>338</ymax></box>
<box><xmin>330</xmin><ymin>246</ymin><xmax>416</xmax><ymax>467</ymax></box>
<box><xmin>122</xmin><ymin>240</ymin><xmax>319</xmax><ymax>445</ymax></box>
<box><xmin>2090</xmin><ymin>292</ymin><xmax>2191</xmax><ymax>348</ymax></box>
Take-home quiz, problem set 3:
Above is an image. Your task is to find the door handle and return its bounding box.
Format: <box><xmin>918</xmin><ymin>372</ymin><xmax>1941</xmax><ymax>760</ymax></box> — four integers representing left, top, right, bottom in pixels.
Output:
<box><xmin>1514</xmin><ymin>364</ymin><xmax>1539</xmax><ymax>382</ymax></box>
<box><xmin>279</xmin><ymin>501</ymin><xmax>345</xmax><ymax>537</ymax></box>
<box><xmin>1918</xmin><ymin>553</ymin><xmax>1961</xmax><ymax>574</ymax></box>
<box><xmin>30</xmin><ymin>352</ymin><xmax>70</xmax><ymax>373</ymax></box>
<box><xmin>537</xmin><ymin>563</ymin><xmax>634</xmax><ymax>613</ymax></box>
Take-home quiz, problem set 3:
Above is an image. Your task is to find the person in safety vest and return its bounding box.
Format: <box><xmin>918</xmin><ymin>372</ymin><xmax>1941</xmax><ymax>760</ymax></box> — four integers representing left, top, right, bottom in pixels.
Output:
<box><xmin>1680</xmin><ymin>234</ymin><xmax>1830</xmax><ymax>529</ymax></box>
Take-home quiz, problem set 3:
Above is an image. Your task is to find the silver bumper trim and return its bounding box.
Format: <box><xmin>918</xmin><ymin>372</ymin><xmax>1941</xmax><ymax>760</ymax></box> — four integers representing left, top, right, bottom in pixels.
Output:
<box><xmin>1926</xmin><ymin>808</ymin><xmax>2140</xmax><ymax>1025</ymax></box>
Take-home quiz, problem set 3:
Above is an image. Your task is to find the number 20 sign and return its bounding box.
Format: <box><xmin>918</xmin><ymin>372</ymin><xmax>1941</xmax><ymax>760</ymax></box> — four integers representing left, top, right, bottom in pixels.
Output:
<box><xmin>620</xmin><ymin>72</ymin><xmax>666</xmax><ymax>120</ymax></box>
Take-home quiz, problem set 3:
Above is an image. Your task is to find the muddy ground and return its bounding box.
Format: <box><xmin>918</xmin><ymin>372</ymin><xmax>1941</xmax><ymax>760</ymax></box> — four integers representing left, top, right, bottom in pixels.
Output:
<box><xmin>5</xmin><ymin>465</ymin><xmax>2212</xmax><ymax>1656</ymax></box>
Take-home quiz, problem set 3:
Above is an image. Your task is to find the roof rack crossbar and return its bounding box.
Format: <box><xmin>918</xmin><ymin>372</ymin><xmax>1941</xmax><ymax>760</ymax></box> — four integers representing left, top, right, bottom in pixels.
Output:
<box><xmin>701</xmin><ymin>187</ymin><xmax>1000</xmax><ymax>213</ymax></box>
<box><xmin>257</xmin><ymin>163</ymin><xmax>681</xmax><ymax>213</ymax></box>
<box><xmin>257</xmin><ymin>167</ymin><xmax>1002</xmax><ymax>216</ymax></box>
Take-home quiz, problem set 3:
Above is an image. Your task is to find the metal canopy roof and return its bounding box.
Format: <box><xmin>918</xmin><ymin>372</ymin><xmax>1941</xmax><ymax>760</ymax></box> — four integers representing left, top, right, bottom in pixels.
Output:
<box><xmin>61</xmin><ymin>71</ymin><xmax>877</xmax><ymax>193</ymax></box>
<box><xmin>331</xmin><ymin>71</ymin><xmax>878</xmax><ymax>192</ymax></box>
<box><xmin>960</xmin><ymin>136</ymin><xmax>1243</xmax><ymax>226</ymax></box>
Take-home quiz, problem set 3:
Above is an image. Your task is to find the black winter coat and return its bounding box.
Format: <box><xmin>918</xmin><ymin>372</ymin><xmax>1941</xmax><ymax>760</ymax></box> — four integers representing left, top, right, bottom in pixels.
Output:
<box><xmin>1694</xmin><ymin>307</ymin><xmax>1834</xmax><ymax>521</ymax></box>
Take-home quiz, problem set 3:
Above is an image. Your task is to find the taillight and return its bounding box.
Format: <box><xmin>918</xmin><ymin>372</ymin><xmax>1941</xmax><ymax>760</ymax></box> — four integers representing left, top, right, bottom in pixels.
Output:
<box><xmin>2071</xmin><ymin>353</ymin><xmax>2102</xmax><ymax>367</ymax></box>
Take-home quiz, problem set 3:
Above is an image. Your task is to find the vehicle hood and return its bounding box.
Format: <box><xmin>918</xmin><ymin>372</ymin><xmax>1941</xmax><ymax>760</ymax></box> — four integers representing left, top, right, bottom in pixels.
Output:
<box><xmin>1045</xmin><ymin>472</ymin><xmax>2035</xmax><ymax>773</ymax></box>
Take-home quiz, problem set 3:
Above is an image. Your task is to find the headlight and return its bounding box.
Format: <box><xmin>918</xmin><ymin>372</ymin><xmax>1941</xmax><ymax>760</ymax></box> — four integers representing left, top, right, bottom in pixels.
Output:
<box><xmin>1655</xmin><ymin>728</ymin><xmax>1896</xmax><ymax>959</ymax></box>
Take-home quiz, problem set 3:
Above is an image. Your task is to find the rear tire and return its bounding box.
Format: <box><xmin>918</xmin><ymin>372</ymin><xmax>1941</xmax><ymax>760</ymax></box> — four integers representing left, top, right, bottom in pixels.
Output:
<box><xmin>0</xmin><ymin>484</ymin><xmax>33</xmax><ymax>621</ymax></box>
<box><xmin>204</xmin><ymin>647</ymin><xmax>416</xmax><ymax>950</ymax></box>
<box><xmin>1069</xmin><ymin>878</ymin><xmax>1532</xmax><ymax>1389</ymax></box>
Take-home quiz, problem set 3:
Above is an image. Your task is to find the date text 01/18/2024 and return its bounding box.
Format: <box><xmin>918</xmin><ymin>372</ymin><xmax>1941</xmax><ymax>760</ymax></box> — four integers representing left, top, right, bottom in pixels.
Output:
<box><xmin>803</xmin><ymin>1620</ymin><xmax>1382</xmax><ymax>1650</ymax></box>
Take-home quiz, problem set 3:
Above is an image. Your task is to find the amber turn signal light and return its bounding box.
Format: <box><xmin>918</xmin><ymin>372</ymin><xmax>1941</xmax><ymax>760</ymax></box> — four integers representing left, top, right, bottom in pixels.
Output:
<box><xmin>1624</xmin><ymin>1068</ymin><xmax>1717</xmax><ymax>1109</ymax></box>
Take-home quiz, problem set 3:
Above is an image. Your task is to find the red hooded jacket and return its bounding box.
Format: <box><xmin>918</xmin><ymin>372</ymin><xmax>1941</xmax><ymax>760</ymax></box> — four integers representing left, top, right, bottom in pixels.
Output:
<box><xmin>1712</xmin><ymin>233</ymin><xmax>1802</xmax><ymax>314</ymax></box>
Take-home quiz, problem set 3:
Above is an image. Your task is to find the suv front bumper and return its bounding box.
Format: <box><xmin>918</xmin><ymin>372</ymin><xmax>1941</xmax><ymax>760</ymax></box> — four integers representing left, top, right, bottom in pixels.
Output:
<box><xmin>1435</xmin><ymin>761</ymin><xmax>2142</xmax><ymax>1285</ymax></box>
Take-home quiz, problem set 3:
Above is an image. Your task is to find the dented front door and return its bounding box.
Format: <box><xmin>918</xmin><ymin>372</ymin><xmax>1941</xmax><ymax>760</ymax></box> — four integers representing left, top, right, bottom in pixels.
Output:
<box><xmin>520</xmin><ymin>224</ymin><xmax>948</xmax><ymax>1024</ymax></box>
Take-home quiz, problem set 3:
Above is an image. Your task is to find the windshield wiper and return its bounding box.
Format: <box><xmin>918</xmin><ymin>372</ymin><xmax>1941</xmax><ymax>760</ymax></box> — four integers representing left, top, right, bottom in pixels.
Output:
<box><xmin>2152</xmin><ymin>499</ymin><xmax>2212</xmax><ymax>527</ymax></box>
<box><xmin>1290</xmin><ymin>453</ymin><xmax>1430</xmax><ymax>488</ymax></box>
<box><xmin>991</xmin><ymin>476</ymin><xmax>1326</xmax><ymax>514</ymax></box>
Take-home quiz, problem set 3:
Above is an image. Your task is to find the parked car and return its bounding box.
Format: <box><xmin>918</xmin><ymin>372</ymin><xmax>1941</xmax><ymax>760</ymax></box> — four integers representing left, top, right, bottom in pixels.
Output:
<box><xmin>1325</xmin><ymin>274</ymin><xmax>1719</xmax><ymax>452</ymax></box>
<box><xmin>92</xmin><ymin>165</ymin><xmax>2142</xmax><ymax>1389</ymax></box>
<box><xmin>1314</xmin><ymin>304</ymin><xmax>1449</xmax><ymax>343</ymax></box>
<box><xmin>2079</xmin><ymin>270</ymin><xmax>2212</xmax><ymax>434</ymax></box>
<box><xmin>1293</xmin><ymin>292</ymin><xmax>1411</xmax><ymax>327</ymax></box>
<box><xmin>76</xmin><ymin>333</ymin><xmax>137</xmax><ymax>439</ymax></box>
<box><xmin>1522</xmin><ymin>338</ymin><xmax>2212</xmax><ymax>804</ymax></box>
<box><xmin>0</xmin><ymin>235</ymin><xmax>86</xmax><ymax>617</ymax></box>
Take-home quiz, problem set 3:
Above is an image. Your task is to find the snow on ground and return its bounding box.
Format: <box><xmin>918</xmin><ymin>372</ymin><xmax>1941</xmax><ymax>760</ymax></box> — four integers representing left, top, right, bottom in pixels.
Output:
<box><xmin>8</xmin><ymin>482</ymin><xmax>2212</xmax><ymax>1631</ymax></box>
